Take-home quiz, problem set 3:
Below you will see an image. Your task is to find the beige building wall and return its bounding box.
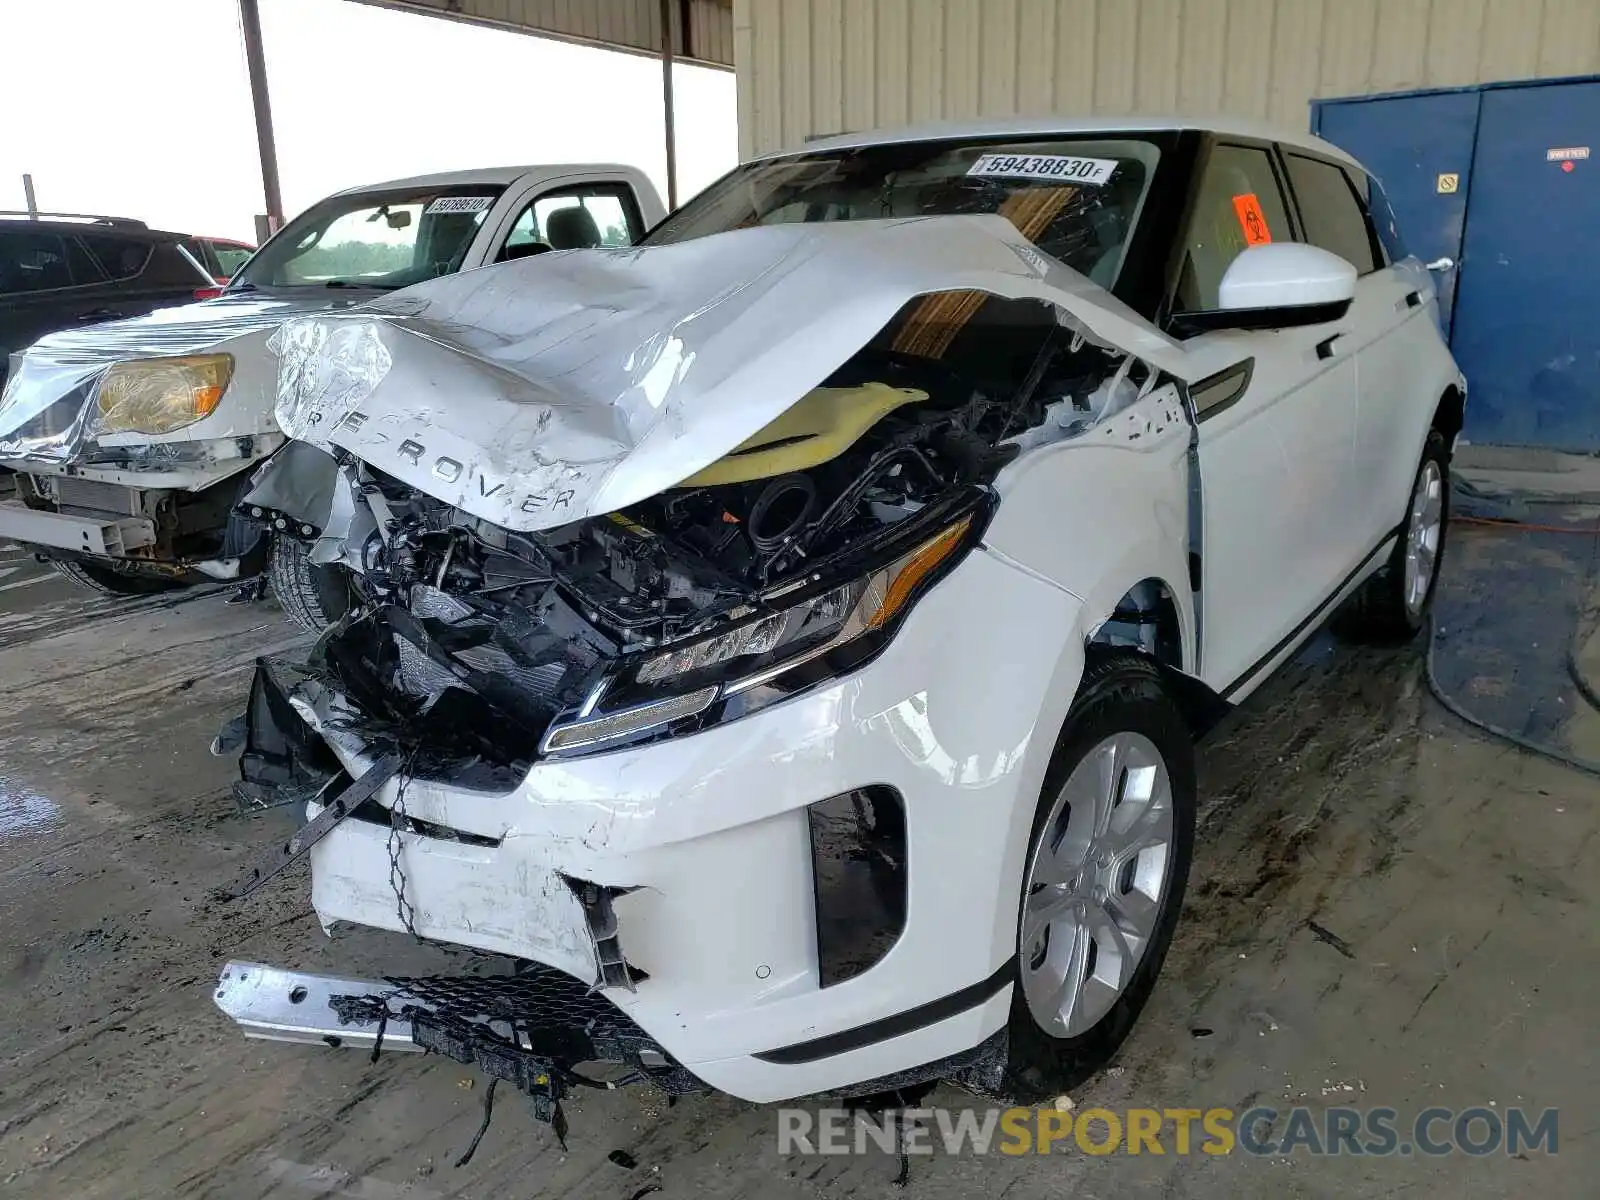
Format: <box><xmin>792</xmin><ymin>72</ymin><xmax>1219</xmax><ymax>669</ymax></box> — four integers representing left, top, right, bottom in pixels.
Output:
<box><xmin>734</xmin><ymin>0</ymin><xmax>1600</xmax><ymax>156</ymax></box>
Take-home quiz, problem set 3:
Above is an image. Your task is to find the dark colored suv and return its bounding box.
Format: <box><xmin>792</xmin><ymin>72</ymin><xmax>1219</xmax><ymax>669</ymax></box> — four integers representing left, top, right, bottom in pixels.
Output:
<box><xmin>1</xmin><ymin>213</ymin><xmax>214</xmax><ymax>388</ymax></box>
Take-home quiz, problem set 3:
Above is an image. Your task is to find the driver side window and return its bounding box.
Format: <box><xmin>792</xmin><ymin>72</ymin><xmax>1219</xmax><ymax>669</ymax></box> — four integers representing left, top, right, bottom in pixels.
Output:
<box><xmin>1175</xmin><ymin>144</ymin><xmax>1295</xmax><ymax>313</ymax></box>
<box><xmin>498</xmin><ymin>186</ymin><xmax>641</xmax><ymax>262</ymax></box>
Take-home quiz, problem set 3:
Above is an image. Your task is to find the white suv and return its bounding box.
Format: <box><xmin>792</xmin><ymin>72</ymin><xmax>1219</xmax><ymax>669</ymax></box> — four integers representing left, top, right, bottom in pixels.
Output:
<box><xmin>213</xmin><ymin>117</ymin><xmax>1463</xmax><ymax>1118</ymax></box>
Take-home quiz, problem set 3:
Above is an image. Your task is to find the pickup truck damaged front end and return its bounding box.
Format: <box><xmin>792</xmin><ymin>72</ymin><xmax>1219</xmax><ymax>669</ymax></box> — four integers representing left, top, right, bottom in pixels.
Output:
<box><xmin>0</xmin><ymin>297</ymin><xmax>326</xmax><ymax>581</ymax></box>
<box><xmin>212</xmin><ymin>215</ymin><xmax>1205</xmax><ymax>1109</ymax></box>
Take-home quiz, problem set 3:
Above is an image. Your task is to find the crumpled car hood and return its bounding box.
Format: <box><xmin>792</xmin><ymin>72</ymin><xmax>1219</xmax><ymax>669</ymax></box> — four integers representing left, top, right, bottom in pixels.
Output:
<box><xmin>0</xmin><ymin>293</ymin><xmax>369</xmax><ymax>463</ymax></box>
<box><xmin>273</xmin><ymin>215</ymin><xmax>1201</xmax><ymax>532</ymax></box>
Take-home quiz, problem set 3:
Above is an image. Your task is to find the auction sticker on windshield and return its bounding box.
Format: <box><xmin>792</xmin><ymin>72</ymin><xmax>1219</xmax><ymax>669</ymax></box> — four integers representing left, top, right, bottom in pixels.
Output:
<box><xmin>425</xmin><ymin>196</ymin><xmax>496</xmax><ymax>214</ymax></box>
<box><xmin>967</xmin><ymin>154</ymin><xmax>1117</xmax><ymax>185</ymax></box>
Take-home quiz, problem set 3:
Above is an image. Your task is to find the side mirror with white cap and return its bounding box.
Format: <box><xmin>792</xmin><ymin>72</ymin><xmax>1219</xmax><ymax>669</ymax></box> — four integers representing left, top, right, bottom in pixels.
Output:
<box><xmin>1172</xmin><ymin>242</ymin><xmax>1358</xmax><ymax>336</ymax></box>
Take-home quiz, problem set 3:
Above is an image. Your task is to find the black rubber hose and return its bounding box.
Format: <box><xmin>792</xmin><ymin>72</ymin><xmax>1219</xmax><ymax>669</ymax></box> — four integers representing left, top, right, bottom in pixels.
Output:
<box><xmin>1567</xmin><ymin>642</ymin><xmax>1600</xmax><ymax>715</ymax></box>
<box><xmin>1424</xmin><ymin>502</ymin><xmax>1600</xmax><ymax>779</ymax></box>
<box><xmin>1424</xmin><ymin>613</ymin><xmax>1600</xmax><ymax>780</ymax></box>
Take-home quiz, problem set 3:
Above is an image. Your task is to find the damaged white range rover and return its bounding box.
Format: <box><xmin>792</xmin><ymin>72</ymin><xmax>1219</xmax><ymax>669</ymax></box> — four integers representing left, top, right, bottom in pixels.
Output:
<box><xmin>213</xmin><ymin>118</ymin><xmax>1464</xmax><ymax>1124</ymax></box>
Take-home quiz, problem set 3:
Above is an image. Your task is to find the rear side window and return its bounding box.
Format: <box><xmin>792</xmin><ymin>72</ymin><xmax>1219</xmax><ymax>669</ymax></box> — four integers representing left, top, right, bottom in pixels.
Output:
<box><xmin>1284</xmin><ymin>153</ymin><xmax>1381</xmax><ymax>274</ymax></box>
<box><xmin>80</xmin><ymin>234</ymin><xmax>154</xmax><ymax>281</ymax></box>
<box><xmin>1175</xmin><ymin>143</ymin><xmax>1295</xmax><ymax>312</ymax></box>
<box><xmin>0</xmin><ymin>229</ymin><xmax>108</xmax><ymax>294</ymax></box>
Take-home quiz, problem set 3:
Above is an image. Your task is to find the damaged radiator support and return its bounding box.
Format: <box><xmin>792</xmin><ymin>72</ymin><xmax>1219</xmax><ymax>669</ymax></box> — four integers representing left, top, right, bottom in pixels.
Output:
<box><xmin>214</xmin><ymin>753</ymin><xmax>403</xmax><ymax>900</ymax></box>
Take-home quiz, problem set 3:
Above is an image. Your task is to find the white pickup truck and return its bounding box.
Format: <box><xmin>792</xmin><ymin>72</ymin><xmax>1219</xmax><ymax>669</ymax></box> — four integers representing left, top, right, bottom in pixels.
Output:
<box><xmin>0</xmin><ymin>164</ymin><xmax>664</xmax><ymax>624</ymax></box>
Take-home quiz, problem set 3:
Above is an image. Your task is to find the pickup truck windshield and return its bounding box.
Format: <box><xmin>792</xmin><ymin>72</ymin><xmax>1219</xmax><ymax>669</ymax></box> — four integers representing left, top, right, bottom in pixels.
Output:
<box><xmin>643</xmin><ymin>136</ymin><xmax>1161</xmax><ymax>288</ymax></box>
<box><xmin>232</xmin><ymin>186</ymin><xmax>506</xmax><ymax>291</ymax></box>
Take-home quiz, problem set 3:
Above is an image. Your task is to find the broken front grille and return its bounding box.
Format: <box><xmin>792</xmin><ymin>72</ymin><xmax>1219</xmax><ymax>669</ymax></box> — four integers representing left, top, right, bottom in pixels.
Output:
<box><xmin>330</xmin><ymin>964</ymin><xmax>706</xmax><ymax>1100</ymax></box>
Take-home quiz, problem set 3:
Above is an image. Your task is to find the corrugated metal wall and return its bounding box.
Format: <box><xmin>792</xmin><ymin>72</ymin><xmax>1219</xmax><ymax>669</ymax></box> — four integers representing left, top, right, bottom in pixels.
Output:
<box><xmin>353</xmin><ymin>0</ymin><xmax>735</xmax><ymax>67</ymax></box>
<box><xmin>734</xmin><ymin>0</ymin><xmax>1600</xmax><ymax>156</ymax></box>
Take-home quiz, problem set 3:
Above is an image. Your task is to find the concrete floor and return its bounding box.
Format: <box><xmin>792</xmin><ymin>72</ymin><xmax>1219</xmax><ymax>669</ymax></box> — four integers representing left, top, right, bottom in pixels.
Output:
<box><xmin>0</xmin><ymin>534</ymin><xmax>1595</xmax><ymax>1198</ymax></box>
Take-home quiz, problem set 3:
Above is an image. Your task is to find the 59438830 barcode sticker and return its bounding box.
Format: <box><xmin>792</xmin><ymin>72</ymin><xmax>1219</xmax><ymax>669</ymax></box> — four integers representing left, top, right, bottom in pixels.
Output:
<box><xmin>424</xmin><ymin>195</ymin><xmax>495</xmax><ymax>214</ymax></box>
<box><xmin>966</xmin><ymin>154</ymin><xmax>1118</xmax><ymax>185</ymax></box>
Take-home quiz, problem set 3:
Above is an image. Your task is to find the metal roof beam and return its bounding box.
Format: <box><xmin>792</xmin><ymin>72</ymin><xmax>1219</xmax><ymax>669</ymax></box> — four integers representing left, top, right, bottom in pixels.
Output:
<box><xmin>345</xmin><ymin>0</ymin><xmax>733</xmax><ymax>69</ymax></box>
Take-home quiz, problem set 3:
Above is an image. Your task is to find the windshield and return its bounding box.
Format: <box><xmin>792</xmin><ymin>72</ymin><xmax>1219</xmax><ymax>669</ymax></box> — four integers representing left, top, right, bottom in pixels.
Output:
<box><xmin>232</xmin><ymin>186</ymin><xmax>505</xmax><ymax>291</ymax></box>
<box><xmin>643</xmin><ymin>136</ymin><xmax>1161</xmax><ymax>288</ymax></box>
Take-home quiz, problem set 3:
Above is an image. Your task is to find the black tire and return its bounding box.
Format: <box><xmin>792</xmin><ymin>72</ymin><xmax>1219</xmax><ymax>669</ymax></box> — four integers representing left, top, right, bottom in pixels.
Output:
<box><xmin>267</xmin><ymin>534</ymin><xmax>356</xmax><ymax>634</ymax></box>
<box><xmin>1004</xmin><ymin>652</ymin><xmax>1196</xmax><ymax>1102</ymax></box>
<box><xmin>1338</xmin><ymin>430</ymin><xmax>1450</xmax><ymax>643</ymax></box>
<box><xmin>50</xmin><ymin>557</ymin><xmax>188</xmax><ymax>597</ymax></box>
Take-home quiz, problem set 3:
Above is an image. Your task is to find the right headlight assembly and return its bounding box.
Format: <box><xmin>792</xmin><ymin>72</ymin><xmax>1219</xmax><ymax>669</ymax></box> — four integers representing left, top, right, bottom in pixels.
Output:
<box><xmin>94</xmin><ymin>353</ymin><xmax>234</xmax><ymax>436</ymax></box>
<box><xmin>540</xmin><ymin>508</ymin><xmax>983</xmax><ymax>756</ymax></box>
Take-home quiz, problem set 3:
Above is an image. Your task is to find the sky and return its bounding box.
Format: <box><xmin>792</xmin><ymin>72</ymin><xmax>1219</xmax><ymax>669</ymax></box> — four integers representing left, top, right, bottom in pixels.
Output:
<box><xmin>0</xmin><ymin>0</ymin><xmax>738</xmax><ymax>242</ymax></box>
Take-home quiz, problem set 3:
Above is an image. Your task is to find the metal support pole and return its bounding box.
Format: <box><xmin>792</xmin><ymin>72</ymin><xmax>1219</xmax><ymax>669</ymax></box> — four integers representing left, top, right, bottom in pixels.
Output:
<box><xmin>21</xmin><ymin>174</ymin><xmax>38</xmax><ymax>218</ymax></box>
<box><xmin>659</xmin><ymin>0</ymin><xmax>679</xmax><ymax>210</ymax></box>
<box><xmin>237</xmin><ymin>0</ymin><xmax>285</xmax><ymax>234</ymax></box>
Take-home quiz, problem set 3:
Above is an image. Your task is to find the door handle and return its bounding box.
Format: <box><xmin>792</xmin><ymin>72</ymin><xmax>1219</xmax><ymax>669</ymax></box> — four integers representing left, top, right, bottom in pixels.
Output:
<box><xmin>1425</xmin><ymin>256</ymin><xmax>1455</xmax><ymax>271</ymax></box>
<box><xmin>73</xmin><ymin>308</ymin><xmax>117</xmax><ymax>322</ymax></box>
<box><xmin>1316</xmin><ymin>333</ymin><xmax>1345</xmax><ymax>360</ymax></box>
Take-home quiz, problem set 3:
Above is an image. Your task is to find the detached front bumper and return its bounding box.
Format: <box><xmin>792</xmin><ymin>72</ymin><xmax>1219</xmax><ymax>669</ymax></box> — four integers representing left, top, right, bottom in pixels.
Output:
<box><xmin>216</xmin><ymin>546</ymin><xmax>1088</xmax><ymax>1103</ymax></box>
<box><xmin>215</xmin><ymin>960</ymin><xmax>706</xmax><ymax>1109</ymax></box>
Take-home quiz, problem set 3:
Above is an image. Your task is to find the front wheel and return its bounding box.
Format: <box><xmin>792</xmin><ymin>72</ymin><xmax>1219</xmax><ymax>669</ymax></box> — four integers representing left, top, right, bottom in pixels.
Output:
<box><xmin>50</xmin><ymin>557</ymin><xmax>188</xmax><ymax>597</ymax></box>
<box><xmin>267</xmin><ymin>534</ymin><xmax>357</xmax><ymax>634</ymax></box>
<box><xmin>1004</xmin><ymin>653</ymin><xmax>1196</xmax><ymax>1101</ymax></box>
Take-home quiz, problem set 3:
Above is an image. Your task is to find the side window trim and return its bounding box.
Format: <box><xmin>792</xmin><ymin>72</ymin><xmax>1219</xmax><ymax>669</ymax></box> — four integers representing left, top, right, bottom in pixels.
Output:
<box><xmin>1363</xmin><ymin>173</ymin><xmax>1409</xmax><ymax>266</ymax></box>
<box><xmin>1263</xmin><ymin>142</ymin><xmax>1306</xmax><ymax>242</ymax></box>
<box><xmin>1343</xmin><ymin>165</ymin><xmax>1389</xmax><ymax>269</ymax></box>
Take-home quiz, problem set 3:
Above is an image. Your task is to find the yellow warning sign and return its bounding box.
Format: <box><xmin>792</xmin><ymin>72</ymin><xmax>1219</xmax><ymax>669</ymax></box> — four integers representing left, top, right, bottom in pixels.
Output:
<box><xmin>1437</xmin><ymin>173</ymin><xmax>1460</xmax><ymax>194</ymax></box>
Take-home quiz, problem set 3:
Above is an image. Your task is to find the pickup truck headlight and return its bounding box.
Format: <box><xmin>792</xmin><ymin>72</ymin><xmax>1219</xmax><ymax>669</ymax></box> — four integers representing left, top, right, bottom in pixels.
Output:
<box><xmin>541</xmin><ymin>512</ymin><xmax>978</xmax><ymax>755</ymax></box>
<box><xmin>94</xmin><ymin>354</ymin><xmax>233</xmax><ymax>435</ymax></box>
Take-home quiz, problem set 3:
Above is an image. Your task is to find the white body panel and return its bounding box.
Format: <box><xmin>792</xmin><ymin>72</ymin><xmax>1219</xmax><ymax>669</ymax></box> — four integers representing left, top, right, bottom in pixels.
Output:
<box><xmin>268</xmin><ymin>255</ymin><xmax>1459</xmax><ymax>1105</ymax></box>
<box><xmin>1350</xmin><ymin>259</ymin><xmax>1457</xmax><ymax>548</ymax></box>
<box><xmin>985</xmin><ymin>383</ymin><xmax>1197</xmax><ymax>665</ymax></box>
<box><xmin>1191</xmin><ymin>321</ymin><xmax>1359</xmax><ymax>692</ymax></box>
<box><xmin>210</xmin><ymin>120</ymin><xmax>1467</xmax><ymax>1104</ymax></box>
<box><xmin>271</xmin><ymin>215</ymin><xmax>1207</xmax><ymax>532</ymax></box>
<box><xmin>302</xmin><ymin>544</ymin><xmax>1086</xmax><ymax>1101</ymax></box>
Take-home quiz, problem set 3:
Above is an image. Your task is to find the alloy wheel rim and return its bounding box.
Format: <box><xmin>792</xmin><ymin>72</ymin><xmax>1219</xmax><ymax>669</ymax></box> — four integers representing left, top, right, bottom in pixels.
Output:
<box><xmin>1404</xmin><ymin>459</ymin><xmax>1444</xmax><ymax>615</ymax></box>
<box><xmin>1020</xmin><ymin>731</ymin><xmax>1174</xmax><ymax>1039</ymax></box>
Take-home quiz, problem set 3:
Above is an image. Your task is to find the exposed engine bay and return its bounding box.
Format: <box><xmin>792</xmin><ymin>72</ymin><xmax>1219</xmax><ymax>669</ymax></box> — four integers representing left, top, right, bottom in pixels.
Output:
<box><xmin>254</xmin><ymin>290</ymin><xmax>1160</xmax><ymax>779</ymax></box>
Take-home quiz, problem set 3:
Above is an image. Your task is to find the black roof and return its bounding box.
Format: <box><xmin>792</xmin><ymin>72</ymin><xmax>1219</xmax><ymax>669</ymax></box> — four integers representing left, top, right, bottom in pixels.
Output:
<box><xmin>0</xmin><ymin>212</ymin><xmax>185</xmax><ymax>239</ymax></box>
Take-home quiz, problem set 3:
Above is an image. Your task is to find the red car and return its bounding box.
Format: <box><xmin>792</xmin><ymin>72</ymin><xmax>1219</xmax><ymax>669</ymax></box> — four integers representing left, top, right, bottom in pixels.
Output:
<box><xmin>182</xmin><ymin>235</ymin><xmax>255</xmax><ymax>285</ymax></box>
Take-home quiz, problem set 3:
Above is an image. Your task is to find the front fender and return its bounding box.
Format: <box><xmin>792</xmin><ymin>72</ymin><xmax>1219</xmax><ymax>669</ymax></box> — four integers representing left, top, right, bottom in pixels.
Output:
<box><xmin>984</xmin><ymin>383</ymin><xmax>1198</xmax><ymax>671</ymax></box>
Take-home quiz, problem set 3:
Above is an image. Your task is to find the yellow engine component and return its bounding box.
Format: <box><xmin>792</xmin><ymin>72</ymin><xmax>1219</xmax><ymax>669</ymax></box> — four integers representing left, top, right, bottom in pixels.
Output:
<box><xmin>680</xmin><ymin>381</ymin><xmax>929</xmax><ymax>487</ymax></box>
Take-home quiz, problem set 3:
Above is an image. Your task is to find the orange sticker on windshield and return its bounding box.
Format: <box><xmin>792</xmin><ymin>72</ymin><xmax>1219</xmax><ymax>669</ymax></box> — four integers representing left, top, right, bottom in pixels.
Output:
<box><xmin>1232</xmin><ymin>193</ymin><xmax>1273</xmax><ymax>245</ymax></box>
